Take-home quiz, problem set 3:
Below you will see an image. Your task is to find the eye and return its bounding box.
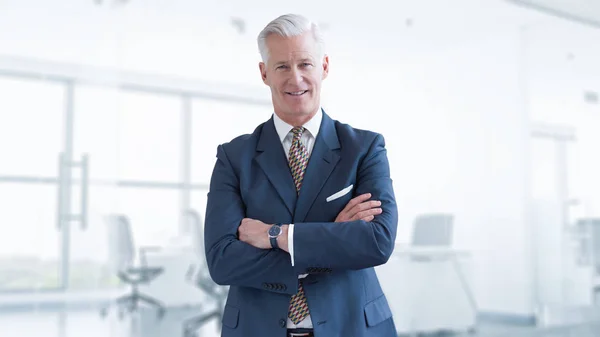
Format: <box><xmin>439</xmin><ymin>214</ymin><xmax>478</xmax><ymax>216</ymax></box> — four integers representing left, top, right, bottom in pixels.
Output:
<box><xmin>276</xmin><ymin>65</ymin><xmax>289</xmax><ymax>70</ymax></box>
<box><xmin>301</xmin><ymin>63</ymin><xmax>313</xmax><ymax>68</ymax></box>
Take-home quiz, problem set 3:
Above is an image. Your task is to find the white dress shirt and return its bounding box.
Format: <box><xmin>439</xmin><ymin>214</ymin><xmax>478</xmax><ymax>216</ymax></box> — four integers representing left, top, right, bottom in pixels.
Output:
<box><xmin>272</xmin><ymin>108</ymin><xmax>322</xmax><ymax>329</ymax></box>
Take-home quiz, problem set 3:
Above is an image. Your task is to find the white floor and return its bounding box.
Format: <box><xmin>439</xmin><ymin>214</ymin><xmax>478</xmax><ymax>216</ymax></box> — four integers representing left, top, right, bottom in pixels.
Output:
<box><xmin>0</xmin><ymin>309</ymin><xmax>599</xmax><ymax>337</ymax></box>
<box><xmin>0</xmin><ymin>308</ymin><xmax>222</xmax><ymax>337</ymax></box>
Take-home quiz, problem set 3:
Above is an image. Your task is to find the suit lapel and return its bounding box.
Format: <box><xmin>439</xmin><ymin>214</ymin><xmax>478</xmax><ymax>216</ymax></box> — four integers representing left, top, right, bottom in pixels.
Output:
<box><xmin>255</xmin><ymin>117</ymin><xmax>297</xmax><ymax>215</ymax></box>
<box><xmin>294</xmin><ymin>112</ymin><xmax>341</xmax><ymax>223</ymax></box>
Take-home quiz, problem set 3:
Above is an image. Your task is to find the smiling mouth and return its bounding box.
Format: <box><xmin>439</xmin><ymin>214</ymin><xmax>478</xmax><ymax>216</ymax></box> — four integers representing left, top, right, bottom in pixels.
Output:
<box><xmin>286</xmin><ymin>90</ymin><xmax>308</xmax><ymax>96</ymax></box>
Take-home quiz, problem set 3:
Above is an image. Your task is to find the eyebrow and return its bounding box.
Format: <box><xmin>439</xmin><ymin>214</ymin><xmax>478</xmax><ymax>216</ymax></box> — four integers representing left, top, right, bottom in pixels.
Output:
<box><xmin>273</xmin><ymin>58</ymin><xmax>314</xmax><ymax>67</ymax></box>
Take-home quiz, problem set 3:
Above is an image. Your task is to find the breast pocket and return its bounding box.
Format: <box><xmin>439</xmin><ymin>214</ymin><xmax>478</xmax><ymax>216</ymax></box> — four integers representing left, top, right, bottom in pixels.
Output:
<box><xmin>326</xmin><ymin>184</ymin><xmax>354</xmax><ymax>203</ymax></box>
<box><xmin>310</xmin><ymin>184</ymin><xmax>354</xmax><ymax>222</ymax></box>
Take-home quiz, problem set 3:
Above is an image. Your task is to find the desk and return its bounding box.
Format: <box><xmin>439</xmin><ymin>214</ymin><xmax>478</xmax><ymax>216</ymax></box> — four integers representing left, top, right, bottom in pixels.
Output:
<box><xmin>376</xmin><ymin>245</ymin><xmax>477</xmax><ymax>334</ymax></box>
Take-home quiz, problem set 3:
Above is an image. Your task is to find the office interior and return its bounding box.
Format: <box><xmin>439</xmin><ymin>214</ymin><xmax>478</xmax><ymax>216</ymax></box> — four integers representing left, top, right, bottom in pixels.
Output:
<box><xmin>1</xmin><ymin>0</ymin><xmax>600</xmax><ymax>336</ymax></box>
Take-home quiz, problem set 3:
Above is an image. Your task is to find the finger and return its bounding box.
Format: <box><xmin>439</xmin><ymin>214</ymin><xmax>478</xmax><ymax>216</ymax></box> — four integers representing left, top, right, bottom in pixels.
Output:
<box><xmin>346</xmin><ymin>200</ymin><xmax>380</xmax><ymax>219</ymax></box>
<box><xmin>362</xmin><ymin>215</ymin><xmax>375</xmax><ymax>222</ymax></box>
<box><xmin>352</xmin><ymin>208</ymin><xmax>382</xmax><ymax>221</ymax></box>
<box><xmin>351</xmin><ymin>200</ymin><xmax>381</xmax><ymax>213</ymax></box>
<box><xmin>342</xmin><ymin>193</ymin><xmax>371</xmax><ymax>214</ymax></box>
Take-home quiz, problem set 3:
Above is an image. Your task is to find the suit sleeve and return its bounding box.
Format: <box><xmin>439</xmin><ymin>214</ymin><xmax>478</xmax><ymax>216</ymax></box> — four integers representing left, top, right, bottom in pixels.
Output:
<box><xmin>204</xmin><ymin>144</ymin><xmax>298</xmax><ymax>295</ymax></box>
<box><xmin>291</xmin><ymin>134</ymin><xmax>398</xmax><ymax>272</ymax></box>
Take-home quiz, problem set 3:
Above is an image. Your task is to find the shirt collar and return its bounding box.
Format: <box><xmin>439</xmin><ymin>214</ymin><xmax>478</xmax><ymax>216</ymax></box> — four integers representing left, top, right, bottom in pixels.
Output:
<box><xmin>273</xmin><ymin>108</ymin><xmax>322</xmax><ymax>143</ymax></box>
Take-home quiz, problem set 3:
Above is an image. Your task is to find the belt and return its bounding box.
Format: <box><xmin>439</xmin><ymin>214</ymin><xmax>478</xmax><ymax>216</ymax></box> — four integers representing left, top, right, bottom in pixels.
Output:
<box><xmin>287</xmin><ymin>328</ymin><xmax>314</xmax><ymax>337</ymax></box>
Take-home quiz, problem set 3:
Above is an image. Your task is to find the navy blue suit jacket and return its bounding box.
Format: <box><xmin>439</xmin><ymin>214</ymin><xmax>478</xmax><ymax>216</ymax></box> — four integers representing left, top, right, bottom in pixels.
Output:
<box><xmin>204</xmin><ymin>110</ymin><xmax>398</xmax><ymax>337</ymax></box>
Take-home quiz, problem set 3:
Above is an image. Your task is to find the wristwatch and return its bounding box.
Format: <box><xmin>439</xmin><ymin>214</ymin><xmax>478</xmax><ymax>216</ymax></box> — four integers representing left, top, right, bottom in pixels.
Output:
<box><xmin>268</xmin><ymin>223</ymin><xmax>283</xmax><ymax>249</ymax></box>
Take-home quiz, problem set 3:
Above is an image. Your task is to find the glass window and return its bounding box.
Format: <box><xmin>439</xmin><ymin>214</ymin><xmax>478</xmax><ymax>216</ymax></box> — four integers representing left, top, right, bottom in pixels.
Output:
<box><xmin>191</xmin><ymin>100</ymin><xmax>271</xmax><ymax>184</ymax></box>
<box><xmin>0</xmin><ymin>183</ymin><xmax>60</xmax><ymax>290</ymax></box>
<box><xmin>116</xmin><ymin>188</ymin><xmax>180</xmax><ymax>247</ymax></box>
<box><xmin>74</xmin><ymin>86</ymin><xmax>182</xmax><ymax>182</ymax></box>
<box><xmin>191</xmin><ymin>189</ymin><xmax>209</xmax><ymax>222</ymax></box>
<box><xmin>0</xmin><ymin>77</ymin><xmax>64</xmax><ymax>177</ymax></box>
<box><xmin>68</xmin><ymin>185</ymin><xmax>180</xmax><ymax>289</ymax></box>
<box><xmin>68</xmin><ymin>183</ymin><xmax>118</xmax><ymax>290</ymax></box>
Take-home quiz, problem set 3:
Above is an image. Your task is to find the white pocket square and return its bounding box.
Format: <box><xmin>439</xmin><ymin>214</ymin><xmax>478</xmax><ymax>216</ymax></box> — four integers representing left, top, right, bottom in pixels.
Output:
<box><xmin>326</xmin><ymin>184</ymin><xmax>353</xmax><ymax>202</ymax></box>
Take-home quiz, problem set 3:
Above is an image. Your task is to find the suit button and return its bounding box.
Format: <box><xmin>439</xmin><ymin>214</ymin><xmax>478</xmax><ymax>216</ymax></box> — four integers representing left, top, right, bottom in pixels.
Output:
<box><xmin>279</xmin><ymin>318</ymin><xmax>286</xmax><ymax>328</ymax></box>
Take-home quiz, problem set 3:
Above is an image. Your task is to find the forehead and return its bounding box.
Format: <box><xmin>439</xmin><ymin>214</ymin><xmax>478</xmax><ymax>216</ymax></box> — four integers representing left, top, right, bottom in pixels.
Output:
<box><xmin>266</xmin><ymin>32</ymin><xmax>319</xmax><ymax>61</ymax></box>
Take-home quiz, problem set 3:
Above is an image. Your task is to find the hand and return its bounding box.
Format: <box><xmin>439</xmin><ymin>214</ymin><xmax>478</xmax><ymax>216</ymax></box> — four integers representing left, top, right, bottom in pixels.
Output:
<box><xmin>335</xmin><ymin>193</ymin><xmax>382</xmax><ymax>223</ymax></box>
<box><xmin>238</xmin><ymin>218</ymin><xmax>271</xmax><ymax>249</ymax></box>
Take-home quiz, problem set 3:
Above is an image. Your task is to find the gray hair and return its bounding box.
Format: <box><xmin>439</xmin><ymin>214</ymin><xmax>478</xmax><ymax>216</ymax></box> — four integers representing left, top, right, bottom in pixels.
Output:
<box><xmin>257</xmin><ymin>14</ymin><xmax>325</xmax><ymax>65</ymax></box>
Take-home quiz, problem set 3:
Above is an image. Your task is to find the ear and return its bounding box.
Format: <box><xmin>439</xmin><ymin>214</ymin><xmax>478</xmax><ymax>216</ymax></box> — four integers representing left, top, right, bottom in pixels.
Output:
<box><xmin>321</xmin><ymin>55</ymin><xmax>329</xmax><ymax>80</ymax></box>
<box><xmin>259</xmin><ymin>62</ymin><xmax>268</xmax><ymax>85</ymax></box>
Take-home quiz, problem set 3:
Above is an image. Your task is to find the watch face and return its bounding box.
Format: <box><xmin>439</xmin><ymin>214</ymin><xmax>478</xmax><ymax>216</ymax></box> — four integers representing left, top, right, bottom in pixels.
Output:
<box><xmin>268</xmin><ymin>225</ymin><xmax>282</xmax><ymax>237</ymax></box>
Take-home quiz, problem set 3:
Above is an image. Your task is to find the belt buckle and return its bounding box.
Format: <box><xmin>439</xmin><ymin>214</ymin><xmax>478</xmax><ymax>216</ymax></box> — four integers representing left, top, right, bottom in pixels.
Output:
<box><xmin>289</xmin><ymin>333</ymin><xmax>310</xmax><ymax>337</ymax></box>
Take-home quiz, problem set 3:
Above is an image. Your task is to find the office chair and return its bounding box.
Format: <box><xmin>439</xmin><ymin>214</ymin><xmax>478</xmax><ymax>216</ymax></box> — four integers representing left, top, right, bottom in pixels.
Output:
<box><xmin>100</xmin><ymin>214</ymin><xmax>166</xmax><ymax>320</ymax></box>
<box><xmin>593</xmin><ymin>220</ymin><xmax>600</xmax><ymax>276</ymax></box>
<box><xmin>577</xmin><ymin>218</ymin><xmax>600</xmax><ymax>273</ymax></box>
<box><xmin>182</xmin><ymin>209</ymin><xmax>229</xmax><ymax>337</ymax></box>
<box><xmin>411</xmin><ymin>213</ymin><xmax>454</xmax><ymax>247</ymax></box>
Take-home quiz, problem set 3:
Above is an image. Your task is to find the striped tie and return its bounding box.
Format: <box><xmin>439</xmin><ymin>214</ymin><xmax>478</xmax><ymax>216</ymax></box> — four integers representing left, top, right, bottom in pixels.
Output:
<box><xmin>287</xmin><ymin>126</ymin><xmax>310</xmax><ymax>324</ymax></box>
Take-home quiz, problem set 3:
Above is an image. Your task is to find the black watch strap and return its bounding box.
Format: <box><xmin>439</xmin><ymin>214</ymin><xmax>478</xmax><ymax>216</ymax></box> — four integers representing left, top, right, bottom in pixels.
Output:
<box><xmin>270</xmin><ymin>235</ymin><xmax>279</xmax><ymax>249</ymax></box>
<box><xmin>270</xmin><ymin>223</ymin><xmax>282</xmax><ymax>249</ymax></box>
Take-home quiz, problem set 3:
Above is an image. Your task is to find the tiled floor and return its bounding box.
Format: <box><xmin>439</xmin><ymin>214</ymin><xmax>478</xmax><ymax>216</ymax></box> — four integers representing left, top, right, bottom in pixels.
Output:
<box><xmin>0</xmin><ymin>309</ymin><xmax>599</xmax><ymax>337</ymax></box>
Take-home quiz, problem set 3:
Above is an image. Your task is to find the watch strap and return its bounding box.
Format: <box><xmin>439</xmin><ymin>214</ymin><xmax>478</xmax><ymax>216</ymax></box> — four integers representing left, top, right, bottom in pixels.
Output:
<box><xmin>270</xmin><ymin>235</ymin><xmax>279</xmax><ymax>249</ymax></box>
<box><xmin>270</xmin><ymin>223</ymin><xmax>282</xmax><ymax>249</ymax></box>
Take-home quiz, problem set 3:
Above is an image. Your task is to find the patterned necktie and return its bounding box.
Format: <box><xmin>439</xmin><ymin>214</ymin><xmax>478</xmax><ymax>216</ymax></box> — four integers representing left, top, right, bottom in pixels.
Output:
<box><xmin>287</xmin><ymin>126</ymin><xmax>310</xmax><ymax>324</ymax></box>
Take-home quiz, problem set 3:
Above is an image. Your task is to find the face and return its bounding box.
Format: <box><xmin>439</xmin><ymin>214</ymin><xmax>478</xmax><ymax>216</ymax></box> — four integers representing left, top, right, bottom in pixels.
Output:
<box><xmin>259</xmin><ymin>32</ymin><xmax>329</xmax><ymax>126</ymax></box>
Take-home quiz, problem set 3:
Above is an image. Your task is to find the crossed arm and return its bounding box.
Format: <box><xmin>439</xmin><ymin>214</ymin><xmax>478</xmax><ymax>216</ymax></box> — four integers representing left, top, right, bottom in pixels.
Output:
<box><xmin>204</xmin><ymin>135</ymin><xmax>398</xmax><ymax>293</ymax></box>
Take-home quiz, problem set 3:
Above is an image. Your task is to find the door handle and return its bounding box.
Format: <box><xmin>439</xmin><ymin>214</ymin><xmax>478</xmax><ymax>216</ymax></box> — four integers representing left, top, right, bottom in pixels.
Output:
<box><xmin>55</xmin><ymin>153</ymin><xmax>89</xmax><ymax>231</ymax></box>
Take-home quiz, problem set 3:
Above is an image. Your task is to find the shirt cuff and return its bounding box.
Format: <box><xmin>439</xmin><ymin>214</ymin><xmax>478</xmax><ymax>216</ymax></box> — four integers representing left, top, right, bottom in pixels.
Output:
<box><xmin>288</xmin><ymin>224</ymin><xmax>295</xmax><ymax>266</ymax></box>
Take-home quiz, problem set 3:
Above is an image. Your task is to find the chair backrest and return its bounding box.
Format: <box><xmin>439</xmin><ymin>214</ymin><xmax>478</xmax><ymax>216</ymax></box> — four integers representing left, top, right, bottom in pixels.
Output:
<box><xmin>577</xmin><ymin>218</ymin><xmax>600</xmax><ymax>270</ymax></box>
<box><xmin>411</xmin><ymin>213</ymin><xmax>454</xmax><ymax>246</ymax></box>
<box><xmin>105</xmin><ymin>214</ymin><xmax>135</xmax><ymax>272</ymax></box>
<box><xmin>183</xmin><ymin>209</ymin><xmax>227</xmax><ymax>293</ymax></box>
<box><xmin>185</xmin><ymin>209</ymin><xmax>205</xmax><ymax>258</ymax></box>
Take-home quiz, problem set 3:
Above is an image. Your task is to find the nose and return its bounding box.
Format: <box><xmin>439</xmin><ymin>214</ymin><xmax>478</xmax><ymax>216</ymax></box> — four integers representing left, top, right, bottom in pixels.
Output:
<box><xmin>289</xmin><ymin>67</ymin><xmax>304</xmax><ymax>86</ymax></box>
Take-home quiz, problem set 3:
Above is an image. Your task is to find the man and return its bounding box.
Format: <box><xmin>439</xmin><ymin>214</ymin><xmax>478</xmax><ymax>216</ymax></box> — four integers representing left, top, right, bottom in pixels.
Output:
<box><xmin>204</xmin><ymin>13</ymin><xmax>398</xmax><ymax>337</ymax></box>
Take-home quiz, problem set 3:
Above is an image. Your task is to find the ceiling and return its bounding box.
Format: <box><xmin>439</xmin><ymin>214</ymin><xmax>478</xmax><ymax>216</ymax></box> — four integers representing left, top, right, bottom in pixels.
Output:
<box><xmin>507</xmin><ymin>0</ymin><xmax>600</xmax><ymax>28</ymax></box>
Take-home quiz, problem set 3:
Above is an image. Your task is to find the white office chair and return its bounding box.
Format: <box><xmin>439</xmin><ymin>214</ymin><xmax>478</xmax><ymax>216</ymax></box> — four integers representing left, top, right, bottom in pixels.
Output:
<box><xmin>411</xmin><ymin>213</ymin><xmax>454</xmax><ymax>247</ymax></box>
<box><xmin>577</xmin><ymin>218</ymin><xmax>600</xmax><ymax>282</ymax></box>
<box><xmin>182</xmin><ymin>209</ymin><xmax>229</xmax><ymax>337</ymax></box>
<box><xmin>583</xmin><ymin>219</ymin><xmax>600</xmax><ymax>276</ymax></box>
<box><xmin>101</xmin><ymin>214</ymin><xmax>166</xmax><ymax>319</ymax></box>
